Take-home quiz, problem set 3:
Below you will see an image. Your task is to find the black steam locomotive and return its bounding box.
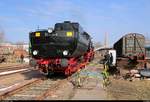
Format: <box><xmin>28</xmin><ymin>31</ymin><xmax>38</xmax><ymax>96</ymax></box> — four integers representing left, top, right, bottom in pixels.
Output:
<box><xmin>29</xmin><ymin>21</ymin><xmax>94</xmax><ymax>76</ymax></box>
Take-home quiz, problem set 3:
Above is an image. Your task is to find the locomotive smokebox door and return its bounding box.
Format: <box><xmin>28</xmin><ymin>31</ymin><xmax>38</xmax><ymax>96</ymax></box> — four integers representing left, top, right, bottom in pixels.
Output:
<box><xmin>60</xmin><ymin>59</ymin><xmax>68</xmax><ymax>67</ymax></box>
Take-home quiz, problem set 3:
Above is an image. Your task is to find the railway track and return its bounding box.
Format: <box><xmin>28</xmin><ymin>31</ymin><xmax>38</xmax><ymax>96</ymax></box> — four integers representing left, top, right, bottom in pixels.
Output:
<box><xmin>0</xmin><ymin>60</ymin><xmax>99</xmax><ymax>100</ymax></box>
<box><xmin>0</xmin><ymin>74</ymin><xmax>69</xmax><ymax>100</ymax></box>
<box><xmin>0</xmin><ymin>63</ymin><xmax>28</xmax><ymax>68</ymax></box>
<box><xmin>0</xmin><ymin>64</ymin><xmax>29</xmax><ymax>72</ymax></box>
<box><xmin>0</xmin><ymin>78</ymin><xmax>42</xmax><ymax>100</ymax></box>
<box><xmin>0</xmin><ymin>64</ymin><xmax>24</xmax><ymax>68</ymax></box>
<box><xmin>0</xmin><ymin>67</ymin><xmax>32</xmax><ymax>77</ymax></box>
<box><xmin>0</xmin><ymin>64</ymin><xmax>34</xmax><ymax>77</ymax></box>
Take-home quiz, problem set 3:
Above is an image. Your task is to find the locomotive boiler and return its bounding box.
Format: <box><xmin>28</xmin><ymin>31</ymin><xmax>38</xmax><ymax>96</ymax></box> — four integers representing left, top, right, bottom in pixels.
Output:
<box><xmin>29</xmin><ymin>21</ymin><xmax>94</xmax><ymax>76</ymax></box>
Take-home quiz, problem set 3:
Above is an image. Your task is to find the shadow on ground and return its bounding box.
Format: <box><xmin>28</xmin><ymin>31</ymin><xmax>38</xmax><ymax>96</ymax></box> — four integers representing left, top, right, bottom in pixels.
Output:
<box><xmin>21</xmin><ymin>69</ymin><xmax>68</xmax><ymax>81</ymax></box>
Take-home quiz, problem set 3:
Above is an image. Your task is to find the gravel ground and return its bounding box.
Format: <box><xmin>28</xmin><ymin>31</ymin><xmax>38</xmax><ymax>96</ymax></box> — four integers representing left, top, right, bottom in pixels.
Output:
<box><xmin>69</xmin><ymin>61</ymin><xmax>108</xmax><ymax>100</ymax></box>
<box><xmin>44</xmin><ymin>60</ymin><xmax>108</xmax><ymax>100</ymax></box>
<box><xmin>107</xmin><ymin>78</ymin><xmax>150</xmax><ymax>100</ymax></box>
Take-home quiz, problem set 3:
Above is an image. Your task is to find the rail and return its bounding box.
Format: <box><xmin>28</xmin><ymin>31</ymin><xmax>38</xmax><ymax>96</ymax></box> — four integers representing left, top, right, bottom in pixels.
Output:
<box><xmin>0</xmin><ymin>77</ymin><xmax>68</xmax><ymax>100</ymax></box>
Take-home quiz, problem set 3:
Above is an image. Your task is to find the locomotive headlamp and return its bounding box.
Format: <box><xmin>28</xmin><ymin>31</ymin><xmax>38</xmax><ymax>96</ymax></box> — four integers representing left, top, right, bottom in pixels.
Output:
<box><xmin>63</xmin><ymin>50</ymin><xmax>68</xmax><ymax>56</ymax></box>
<box><xmin>48</xmin><ymin>28</ymin><xmax>53</xmax><ymax>33</ymax></box>
<box><xmin>33</xmin><ymin>50</ymin><xmax>38</xmax><ymax>55</ymax></box>
<box><xmin>66</xmin><ymin>32</ymin><xmax>73</xmax><ymax>37</ymax></box>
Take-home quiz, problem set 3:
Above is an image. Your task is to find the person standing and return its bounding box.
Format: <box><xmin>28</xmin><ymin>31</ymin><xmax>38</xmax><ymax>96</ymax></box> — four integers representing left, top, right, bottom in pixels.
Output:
<box><xmin>109</xmin><ymin>53</ymin><xmax>113</xmax><ymax>66</ymax></box>
<box><xmin>101</xmin><ymin>51</ymin><xmax>111</xmax><ymax>88</ymax></box>
<box><xmin>20</xmin><ymin>54</ymin><xmax>24</xmax><ymax>63</ymax></box>
<box><xmin>104</xmin><ymin>51</ymin><xmax>110</xmax><ymax>69</ymax></box>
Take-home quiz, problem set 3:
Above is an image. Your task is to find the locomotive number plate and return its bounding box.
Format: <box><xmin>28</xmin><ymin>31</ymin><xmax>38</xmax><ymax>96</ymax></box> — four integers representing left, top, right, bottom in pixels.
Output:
<box><xmin>35</xmin><ymin>32</ymin><xmax>40</xmax><ymax>37</ymax></box>
<box><xmin>66</xmin><ymin>32</ymin><xmax>73</xmax><ymax>37</ymax></box>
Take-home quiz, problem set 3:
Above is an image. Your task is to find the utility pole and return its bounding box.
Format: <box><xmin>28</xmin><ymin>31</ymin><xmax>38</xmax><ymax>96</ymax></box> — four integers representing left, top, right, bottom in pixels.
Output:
<box><xmin>104</xmin><ymin>32</ymin><xmax>109</xmax><ymax>48</ymax></box>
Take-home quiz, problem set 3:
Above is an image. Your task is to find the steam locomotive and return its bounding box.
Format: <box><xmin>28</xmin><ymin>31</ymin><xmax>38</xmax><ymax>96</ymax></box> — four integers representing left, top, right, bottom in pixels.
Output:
<box><xmin>29</xmin><ymin>21</ymin><xmax>94</xmax><ymax>76</ymax></box>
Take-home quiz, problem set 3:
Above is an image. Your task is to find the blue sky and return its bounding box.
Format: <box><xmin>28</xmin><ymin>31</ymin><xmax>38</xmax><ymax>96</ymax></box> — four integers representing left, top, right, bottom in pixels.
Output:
<box><xmin>0</xmin><ymin>0</ymin><xmax>150</xmax><ymax>46</ymax></box>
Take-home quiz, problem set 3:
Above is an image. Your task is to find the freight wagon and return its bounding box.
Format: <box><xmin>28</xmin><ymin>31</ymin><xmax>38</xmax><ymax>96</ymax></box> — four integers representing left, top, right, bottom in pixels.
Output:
<box><xmin>113</xmin><ymin>33</ymin><xmax>145</xmax><ymax>60</ymax></box>
<box><xmin>145</xmin><ymin>46</ymin><xmax>150</xmax><ymax>60</ymax></box>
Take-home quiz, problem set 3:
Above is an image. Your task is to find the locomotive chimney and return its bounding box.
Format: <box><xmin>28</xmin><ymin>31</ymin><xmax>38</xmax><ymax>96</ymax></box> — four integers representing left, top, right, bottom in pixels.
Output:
<box><xmin>64</xmin><ymin>21</ymin><xmax>71</xmax><ymax>23</ymax></box>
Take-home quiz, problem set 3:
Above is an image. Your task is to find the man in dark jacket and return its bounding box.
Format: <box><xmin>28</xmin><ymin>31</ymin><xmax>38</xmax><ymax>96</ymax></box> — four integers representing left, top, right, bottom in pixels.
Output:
<box><xmin>104</xmin><ymin>52</ymin><xmax>110</xmax><ymax>66</ymax></box>
<box><xmin>109</xmin><ymin>53</ymin><xmax>113</xmax><ymax>66</ymax></box>
<box><xmin>20</xmin><ymin>54</ymin><xmax>24</xmax><ymax>63</ymax></box>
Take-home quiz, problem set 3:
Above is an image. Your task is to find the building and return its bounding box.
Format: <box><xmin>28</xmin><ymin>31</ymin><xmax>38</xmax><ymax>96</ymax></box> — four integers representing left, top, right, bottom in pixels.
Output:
<box><xmin>145</xmin><ymin>38</ymin><xmax>150</xmax><ymax>59</ymax></box>
<box><xmin>0</xmin><ymin>42</ymin><xmax>29</xmax><ymax>56</ymax></box>
<box><xmin>0</xmin><ymin>43</ymin><xmax>15</xmax><ymax>55</ymax></box>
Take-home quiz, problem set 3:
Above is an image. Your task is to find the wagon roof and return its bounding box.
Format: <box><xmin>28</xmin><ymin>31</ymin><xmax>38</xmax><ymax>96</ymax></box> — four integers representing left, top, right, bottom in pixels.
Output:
<box><xmin>123</xmin><ymin>33</ymin><xmax>145</xmax><ymax>38</ymax></box>
<box><xmin>114</xmin><ymin>33</ymin><xmax>145</xmax><ymax>45</ymax></box>
<box><xmin>145</xmin><ymin>45</ymin><xmax>150</xmax><ymax>48</ymax></box>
